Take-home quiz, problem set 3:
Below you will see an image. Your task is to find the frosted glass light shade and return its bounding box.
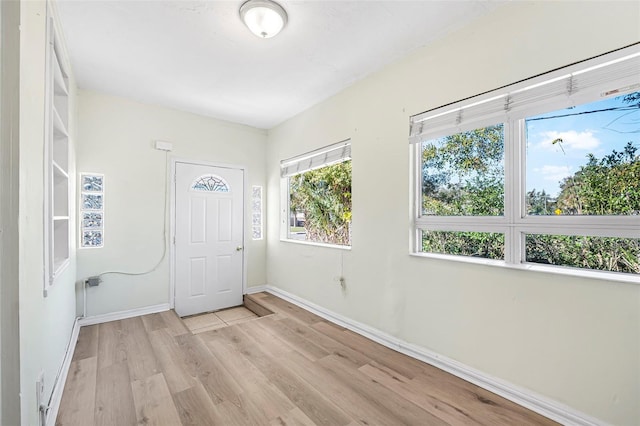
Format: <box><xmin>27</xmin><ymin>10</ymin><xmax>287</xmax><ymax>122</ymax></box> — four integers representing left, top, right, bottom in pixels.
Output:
<box><xmin>240</xmin><ymin>0</ymin><xmax>288</xmax><ymax>38</ymax></box>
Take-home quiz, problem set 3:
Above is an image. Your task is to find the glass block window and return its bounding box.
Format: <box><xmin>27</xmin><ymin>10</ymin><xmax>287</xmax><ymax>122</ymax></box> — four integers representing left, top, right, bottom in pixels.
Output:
<box><xmin>82</xmin><ymin>212</ymin><xmax>103</xmax><ymax>229</ymax></box>
<box><xmin>80</xmin><ymin>173</ymin><xmax>104</xmax><ymax>248</ymax></box>
<box><xmin>252</xmin><ymin>185</ymin><xmax>263</xmax><ymax>240</ymax></box>
<box><xmin>191</xmin><ymin>175</ymin><xmax>230</xmax><ymax>192</ymax></box>
<box><xmin>82</xmin><ymin>174</ymin><xmax>103</xmax><ymax>192</ymax></box>
<box><xmin>82</xmin><ymin>230</ymin><xmax>103</xmax><ymax>247</ymax></box>
<box><xmin>82</xmin><ymin>194</ymin><xmax>103</xmax><ymax>210</ymax></box>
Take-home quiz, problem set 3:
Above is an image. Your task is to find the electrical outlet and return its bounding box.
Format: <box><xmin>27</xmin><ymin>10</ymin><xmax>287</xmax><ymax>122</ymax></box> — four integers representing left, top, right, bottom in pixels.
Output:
<box><xmin>36</xmin><ymin>371</ymin><xmax>45</xmax><ymax>426</ymax></box>
<box><xmin>86</xmin><ymin>276</ymin><xmax>101</xmax><ymax>287</ymax></box>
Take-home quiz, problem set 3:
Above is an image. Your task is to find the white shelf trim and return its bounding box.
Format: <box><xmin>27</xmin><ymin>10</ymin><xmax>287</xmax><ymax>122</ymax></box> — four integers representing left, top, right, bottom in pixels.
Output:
<box><xmin>52</xmin><ymin>52</ymin><xmax>69</xmax><ymax>96</ymax></box>
<box><xmin>52</xmin><ymin>107</ymin><xmax>68</xmax><ymax>138</ymax></box>
<box><xmin>52</xmin><ymin>161</ymin><xmax>69</xmax><ymax>179</ymax></box>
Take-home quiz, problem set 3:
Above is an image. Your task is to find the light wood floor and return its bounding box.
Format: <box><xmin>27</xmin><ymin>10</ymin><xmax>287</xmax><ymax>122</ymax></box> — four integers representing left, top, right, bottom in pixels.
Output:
<box><xmin>56</xmin><ymin>292</ymin><xmax>557</xmax><ymax>426</ymax></box>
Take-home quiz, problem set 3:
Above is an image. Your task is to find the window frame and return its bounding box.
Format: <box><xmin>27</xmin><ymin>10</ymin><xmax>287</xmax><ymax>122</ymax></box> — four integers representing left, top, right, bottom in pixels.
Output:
<box><xmin>280</xmin><ymin>140</ymin><xmax>352</xmax><ymax>249</ymax></box>
<box><xmin>411</xmin><ymin>47</ymin><xmax>640</xmax><ymax>281</ymax></box>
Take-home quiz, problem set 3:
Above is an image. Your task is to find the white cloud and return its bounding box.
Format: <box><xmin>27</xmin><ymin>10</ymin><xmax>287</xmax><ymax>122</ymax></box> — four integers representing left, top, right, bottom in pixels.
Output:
<box><xmin>533</xmin><ymin>165</ymin><xmax>572</xmax><ymax>182</ymax></box>
<box><xmin>537</xmin><ymin>130</ymin><xmax>601</xmax><ymax>151</ymax></box>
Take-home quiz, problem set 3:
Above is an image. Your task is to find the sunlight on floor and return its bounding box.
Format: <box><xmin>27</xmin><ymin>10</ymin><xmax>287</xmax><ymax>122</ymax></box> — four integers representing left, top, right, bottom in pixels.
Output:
<box><xmin>182</xmin><ymin>306</ymin><xmax>258</xmax><ymax>334</ymax></box>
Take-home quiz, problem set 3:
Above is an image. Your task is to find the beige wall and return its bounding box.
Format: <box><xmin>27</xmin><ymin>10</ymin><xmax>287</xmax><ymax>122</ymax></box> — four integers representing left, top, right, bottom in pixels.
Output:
<box><xmin>77</xmin><ymin>90</ymin><xmax>268</xmax><ymax>316</ymax></box>
<box><xmin>266</xmin><ymin>1</ymin><xmax>640</xmax><ymax>424</ymax></box>
<box><xmin>18</xmin><ymin>1</ymin><xmax>78</xmax><ymax>425</ymax></box>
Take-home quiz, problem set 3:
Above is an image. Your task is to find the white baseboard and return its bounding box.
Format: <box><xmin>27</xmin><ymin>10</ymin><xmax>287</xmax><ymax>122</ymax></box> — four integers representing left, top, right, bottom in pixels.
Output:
<box><xmin>45</xmin><ymin>318</ymin><xmax>80</xmax><ymax>426</ymax></box>
<box><xmin>244</xmin><ymin>285</ymin><xmax>268</xmax><ymax>295</ymax></box>
<box><xmin>45</xmin><ymin>303</ymin><xmax>170</xmax><ymax>425</ymax></box>
<box><xmin>264</xmin><ymin>285</ymin><xmax>605</xmax><ymax>426</ymax></box>
<box><xmin>78</xmin><ymin>303</ymin><xmax>170</xmax><ymax>326</ymax></box>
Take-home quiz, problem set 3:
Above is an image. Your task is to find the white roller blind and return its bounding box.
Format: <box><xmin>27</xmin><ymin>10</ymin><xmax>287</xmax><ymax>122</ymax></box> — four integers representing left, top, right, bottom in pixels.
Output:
<box><xmin>280</xmin><ymin>140</ymin><xmax>351</xmax><ymax>178</ymax></box>
<box><xmin>409</xmin><ymin>47</ymin><xmax>640</xmax><ymax>144</ymax></box>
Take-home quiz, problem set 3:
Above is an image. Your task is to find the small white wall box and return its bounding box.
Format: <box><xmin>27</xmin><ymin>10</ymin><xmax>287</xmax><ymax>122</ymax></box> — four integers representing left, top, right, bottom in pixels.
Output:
<box><xmin>154</xmin><ymin>141</ymin><xmax>173</xmax><ymax>151</ymax></box>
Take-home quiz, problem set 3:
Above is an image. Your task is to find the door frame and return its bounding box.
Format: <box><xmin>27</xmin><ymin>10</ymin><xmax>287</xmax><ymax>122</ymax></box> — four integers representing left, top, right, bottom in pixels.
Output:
<box><xmin>169</xmin><ymin>157</ymin><xmax>249</xmax><ymax>310</ymax></box>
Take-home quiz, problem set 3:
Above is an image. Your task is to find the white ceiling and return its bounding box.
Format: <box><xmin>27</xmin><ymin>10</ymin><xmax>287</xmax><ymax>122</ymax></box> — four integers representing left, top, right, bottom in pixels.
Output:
<box><xmin>57</xmin><ymin>1</ymin><xmax>500</xmax><ymax>129</ymax></box>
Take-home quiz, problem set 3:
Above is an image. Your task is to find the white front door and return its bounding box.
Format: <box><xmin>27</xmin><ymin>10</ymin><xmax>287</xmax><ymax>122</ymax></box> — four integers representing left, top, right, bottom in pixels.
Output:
<box><xmin>174</xmin><ymin>162</ymin><xmax>244</xmax><ymax>317</ymax></box>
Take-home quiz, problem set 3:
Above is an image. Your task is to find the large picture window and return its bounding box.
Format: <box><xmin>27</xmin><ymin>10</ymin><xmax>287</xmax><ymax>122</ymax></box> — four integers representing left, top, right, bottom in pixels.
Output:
<box><xmin>422</xmin><ymin>124</ymin><xmax>505</xmax><ymax>217</ymax></box>
<box><xmin>410</xmin><ymin>47</ymin><xmax>639</xmax><ymax>277</ymax></box>
<box><xmin>281</xmin><ymin>141</ymin><xmax>352</xmax><ymax>247</ymax></box>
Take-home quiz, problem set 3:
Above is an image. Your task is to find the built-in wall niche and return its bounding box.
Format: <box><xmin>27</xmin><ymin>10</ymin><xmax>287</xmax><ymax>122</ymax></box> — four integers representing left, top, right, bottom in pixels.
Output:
<box><xmin>79</xmin><ymin>174</ymin><xmax>104</xmax><ymax>248</ymax></box>
<box><xmin>44</xmin><ymin>9</ymin><xmax>71</xmax><ymax>294</ymax></box>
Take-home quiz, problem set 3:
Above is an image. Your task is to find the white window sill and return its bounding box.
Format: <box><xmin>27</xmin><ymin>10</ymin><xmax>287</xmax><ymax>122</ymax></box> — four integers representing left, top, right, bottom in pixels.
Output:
<box><xmin>280</xmin><ymin>238</ymin><xmax>352</xmax><ymax>251</ymax></box>
<box><xmin>409</xmin><ymin>252</ymin><xmax>640</xmax><ymax>285</ymax></box>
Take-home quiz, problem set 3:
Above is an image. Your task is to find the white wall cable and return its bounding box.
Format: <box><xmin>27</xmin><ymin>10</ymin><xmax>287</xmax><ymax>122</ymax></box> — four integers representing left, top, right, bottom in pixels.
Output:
<box><xmin>95</xmin><ymin>151</ymin><xmax>169</xmax><ymax>278</ymax></box>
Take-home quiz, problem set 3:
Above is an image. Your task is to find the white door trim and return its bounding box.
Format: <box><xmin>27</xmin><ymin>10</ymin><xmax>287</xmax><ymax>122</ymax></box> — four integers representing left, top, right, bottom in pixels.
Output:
<box><xmin>169</xmin><ymin>157</ymin><xmax>249</xmax><ymax>310</ymax></box>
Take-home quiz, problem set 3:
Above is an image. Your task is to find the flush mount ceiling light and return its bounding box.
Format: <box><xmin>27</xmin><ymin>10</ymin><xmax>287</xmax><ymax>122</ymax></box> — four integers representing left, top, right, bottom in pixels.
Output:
<box><xmin>240</xmin><ymin>0</ymin><xmax>288</xmax><ymax>39</ymax></box>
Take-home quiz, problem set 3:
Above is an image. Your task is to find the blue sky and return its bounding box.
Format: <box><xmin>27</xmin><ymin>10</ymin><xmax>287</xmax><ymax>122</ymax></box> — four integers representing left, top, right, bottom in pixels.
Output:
<box><xmin>526</xmin><ymin>92</ymin><xmax>639</xmax><ymax>197</ymax></box>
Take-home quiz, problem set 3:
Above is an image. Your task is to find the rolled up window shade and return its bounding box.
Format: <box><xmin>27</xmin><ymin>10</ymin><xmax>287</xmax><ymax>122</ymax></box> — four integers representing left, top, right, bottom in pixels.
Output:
<box><xmin>409</xmin><ymin>48</ymin><xmax>640</xmax><ymax>144</ymax></box>
<box><xmin>280</xmin><ymin>140</ymin><xmax>351</xmax><ymax>178</ymax></box>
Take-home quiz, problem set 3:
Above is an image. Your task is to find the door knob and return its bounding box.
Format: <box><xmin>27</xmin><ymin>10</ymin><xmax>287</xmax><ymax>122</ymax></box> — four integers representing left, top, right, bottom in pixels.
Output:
<box><xmin>236</xmin><ymin>246</ymin><xmax>244</xmax><ymax>251</ymax></box>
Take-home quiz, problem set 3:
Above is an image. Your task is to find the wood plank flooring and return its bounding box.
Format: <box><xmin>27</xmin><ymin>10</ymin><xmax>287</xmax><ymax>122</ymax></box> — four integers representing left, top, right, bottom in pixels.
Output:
<box><xmin>56</xmin><ymin>292</ymin><xmax>557</xmax><ymax>426</ymax></box>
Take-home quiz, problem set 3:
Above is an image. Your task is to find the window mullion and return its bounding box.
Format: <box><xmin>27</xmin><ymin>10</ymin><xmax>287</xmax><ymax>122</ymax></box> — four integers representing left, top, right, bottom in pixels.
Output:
<box><xmin>415</xmin><ymin>216</ymin><xmax>508</xmax><ymax>228</ymax></box>
<box><xmin>504</xmin><ymin>118</ymin><xmax>522</xmax><ymax>264</ymax></box>
<box><xmin>517</xmin><ymin>215</ymin><xmax>639</xmax><ymax>228</ymax></box>
<box><xmin>413</xmin><ymin>143</ymin><xmax>422</xmax><ymax>220</ymax></box>
<box><xmin>280</xmin><ymin>178</ymin><xmax>289</xmax><ymax>241</ymax></box>
<box><xmin>503</xmin><ymin>119</ymin><xmax>513</xmax><ymax>263</ymax></box>
<box><xmin>516</xmin><ymin>223</ymin><xmax>639</xmax><ymax>239</ymax></box>
<box><xmin>412</xmin><ymin>143</ymin><xmax>422</xmax><ymax>253</ymax></box>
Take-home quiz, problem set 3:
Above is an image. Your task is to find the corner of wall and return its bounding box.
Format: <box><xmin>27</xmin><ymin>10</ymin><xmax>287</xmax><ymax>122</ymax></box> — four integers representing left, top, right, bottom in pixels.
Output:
<box><xmin>0</xmin><ymin>1</ymin><xmax>22</xmax><ymax>424</ymax></box>
<box><xmin>17</xmin><ymin>0</ymin><xmax>79</xmax><ymax>424</ymax></box>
